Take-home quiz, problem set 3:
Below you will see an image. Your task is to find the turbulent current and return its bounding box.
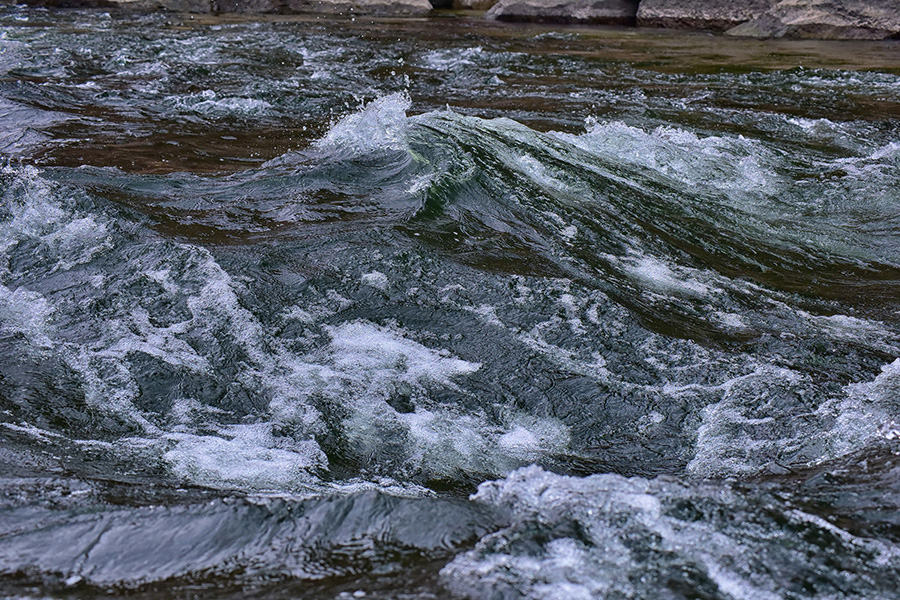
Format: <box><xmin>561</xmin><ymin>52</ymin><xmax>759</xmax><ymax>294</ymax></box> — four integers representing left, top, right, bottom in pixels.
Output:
<box><xmin>2</xmin><ymin>7</ymin><xmax>900</xmax><ymax>599</ymax></box>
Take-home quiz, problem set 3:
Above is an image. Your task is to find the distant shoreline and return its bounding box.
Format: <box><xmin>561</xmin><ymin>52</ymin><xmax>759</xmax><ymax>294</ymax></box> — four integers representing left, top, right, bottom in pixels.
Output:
<box><xmin>7</xmin><ymin>0</ymin><xmax>900</xmax><ymax>41</ymax></box>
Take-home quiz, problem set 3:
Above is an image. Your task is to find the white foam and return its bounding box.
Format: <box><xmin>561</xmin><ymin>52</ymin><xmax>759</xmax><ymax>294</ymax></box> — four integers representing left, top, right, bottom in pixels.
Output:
<box><xmin>163</xmin><ymin>424</ymin><xmax>326</xmax><ymax>491</ymax></box>
<box><xmin>804</xmin><ymin>311</ymin><xmax>897</xmax><ymax>350</ymax></box>
<box><xmin>464</xmin><ymin>304</ymin><xmax>504</xmax><ymax>328</ymax></box>
<box><xmin>442</xmin><ymin>466</ymin><xmax>889</xmax><ymax>600</ymax></box>
<box><xmin>167</xmin><ymin>90</ymin><xmax>273</xmax><ymax>117</ymax></box>
<box><xmin>551</xmin><ymin>117</ymin><xmax>779</xmax><ymax>195</ymax></box>
<box><xmin>360</xmin><ymin>271</ymin><xmax>389</xmax><ymax>290</ymax></box>
<box><xmin>151</xmin><ymin>307</ymin><xmax>569</xmax><ymax>487</ymax></box>
<box><xmin>0</xmin><ymin>166</ymin><xmax>333</xmax><ymax>489</ymax></box>
<box><xmin>0</xmin><ymin>284</ymin><xmax>55</xmax><ymax>349</ymax></box>
<box><xmin>319</xmin><ymin>321</ymin><xmax>569</xmax><ymax>478</ymax></box>
<box><xmin>0</xmin><ymin>165</ymin><xmax>111</xmax><ymax>269</ymax></box>
<box><xmin>98</xmin><ymin>307</ymin><xmax>210</xmax><ymax>373</ymax></box>
<box><xmin>432</xmin><ymin>266</ymin><xmax>847</xmax><ymax>479</ymax></box>
<box><xmin>686</xmin><ymin>365</ymin><xmax>812</xmax><ymax>477</ymax></box>
<box><xmin>325</xmin><ymin>321</ymin><xmax>479</xmax><ymax>383</ymax></box>
<box><xmin>420</xmin><ymin>47</ymin><xmax>483</xmax><ymax>72</ymax></box>
<box><xmin>1</xmin><ymin>421</ymin><xmax>60</xmax><ymax>442</ymax></box>
<box><xmin>714</xmin><ymin>311</ymin><xmax>749</xmax><ymax>330</ymax></box>
<box><xmin>515</xmin><ymin>153</ymin><xmax>572</xmax><ymax>194</ymax></box>
<box><xmin>823</xmin><ymin>358</ymin><xmax>900</xmax><ymax>458</ymax></box>
<box><xmin>194</xmin><ymin>96</ymin><xmax>272</xmax><ymax>117</ymax></box>
<box><xmin>618</xmin><ymin>253</ymin><xmax>713</xmax><ymax>298</ymax></box>
<box><xmin>449</xmin><ymin>280</ymin><xmax>621</xmax><ymax>384</ymax></box>
<box><xmin>315</xmin><ymin>93</ymin><xmax>411</xmax><ymax>156</ymax></box>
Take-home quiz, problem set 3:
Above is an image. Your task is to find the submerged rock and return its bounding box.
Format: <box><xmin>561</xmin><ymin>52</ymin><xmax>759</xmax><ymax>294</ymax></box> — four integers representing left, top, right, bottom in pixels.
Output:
<box><xmin>485</xmin><ymin>0</ymin><xmax>637</xmax><ymax>23</ymax></box>
<box><xmin>727</xmin><ymin>0</ymin><xmax>900</xmax><ymax>40</ymax></box>
<box><xmin>637</xmin><ymin>0</ymin><xmax>778</xmax><ymax>31</ymax></box>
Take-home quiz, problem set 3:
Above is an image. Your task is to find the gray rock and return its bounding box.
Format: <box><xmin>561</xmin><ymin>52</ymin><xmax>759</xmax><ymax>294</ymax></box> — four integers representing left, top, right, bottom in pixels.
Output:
<box><xmin>286</xmin><ymin>0</ymin><xmax>432</xmax><ymax>14</ymax></box>
<box><xmin>727</xmin><ymin>0</ymin><xmax>900</xmax><ymax>39</ymax></box>
<box><xmin>485</xmin><ymin>0</ymin><xmax>638</xmax><ymax>24</ymax></box>
<box><xmin>637</xmin><ymin>0</ymin><xmax>778</xmax><ymax>31</ymax></box>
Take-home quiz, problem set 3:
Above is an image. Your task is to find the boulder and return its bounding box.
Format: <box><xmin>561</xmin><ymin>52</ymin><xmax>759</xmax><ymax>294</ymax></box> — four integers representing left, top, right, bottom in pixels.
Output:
<box><xmin>727</xmin><ymin>0</ymin><xmax>900</xmax><ymax>39</ymax></box>
<box><xmin>637</xmin><ymin>0</ymin><xmax>778</xmax><ymax>32</ymax></box>
<box><xmin>285</xmin><ymin>0</ymin><xmax>432</xmax><ymax>13</ymax></box>
<box><xmin>485</xmin><ymin>0</ymin><xmax>638</xmax><ymax>24</ymax></box>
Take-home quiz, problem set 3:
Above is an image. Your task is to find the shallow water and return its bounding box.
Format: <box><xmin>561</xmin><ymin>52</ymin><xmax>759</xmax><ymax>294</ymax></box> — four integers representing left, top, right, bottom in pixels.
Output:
<box><xmin>2</xmin><ymin>7</ymin><xmax>900</xmax><ymax>599</ymax></box>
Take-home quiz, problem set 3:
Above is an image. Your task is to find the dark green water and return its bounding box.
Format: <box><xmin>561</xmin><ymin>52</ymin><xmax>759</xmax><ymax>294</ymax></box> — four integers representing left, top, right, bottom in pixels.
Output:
<box><xmin>3</xmin><ymin>7</ymin><xmax>900</xmax><ymax>599</ymax></box>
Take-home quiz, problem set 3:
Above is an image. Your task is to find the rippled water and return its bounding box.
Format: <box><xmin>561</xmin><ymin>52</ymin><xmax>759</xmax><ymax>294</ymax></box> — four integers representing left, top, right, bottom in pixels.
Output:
<box><xmin>3</xmin><ymin>7</ymin><xmax>900</xmax><ymax>599</ymax></box>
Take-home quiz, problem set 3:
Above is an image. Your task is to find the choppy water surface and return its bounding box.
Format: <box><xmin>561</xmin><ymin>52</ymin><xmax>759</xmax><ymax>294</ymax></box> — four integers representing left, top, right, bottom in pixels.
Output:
<box><xmin>2</xmin><ymin>7</ymin><xmax>900</xmax><ymax>599</ymax></box>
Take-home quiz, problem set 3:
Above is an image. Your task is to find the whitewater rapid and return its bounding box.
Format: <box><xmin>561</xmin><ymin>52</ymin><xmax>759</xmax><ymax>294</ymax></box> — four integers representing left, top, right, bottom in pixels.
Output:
<box><xmin>3</xmin><ymin>8</ymin><xmax>900</xmax><ymax>599</ymax></box>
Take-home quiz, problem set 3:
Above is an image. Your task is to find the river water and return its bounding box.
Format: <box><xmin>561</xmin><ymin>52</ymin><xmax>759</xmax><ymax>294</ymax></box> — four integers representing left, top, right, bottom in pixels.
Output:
<box><xmin>2</xmin><ymin>7</ymin><xmax>900</xmax><ymax>599</ymax></box>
